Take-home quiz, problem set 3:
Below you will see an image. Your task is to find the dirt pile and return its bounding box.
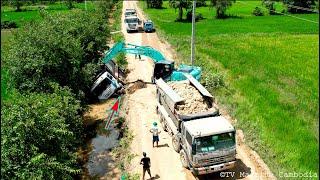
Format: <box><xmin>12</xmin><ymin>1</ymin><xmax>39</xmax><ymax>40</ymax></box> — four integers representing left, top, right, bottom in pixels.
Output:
<box><xmin>126</xmin><ymin>80</ymin><xmax>146</xmax><ymax>94</ymax></box>
<box><xmin>168</xmin><ymin>82</ymin><xmax>217</xmax><ymax>115</ymax></box>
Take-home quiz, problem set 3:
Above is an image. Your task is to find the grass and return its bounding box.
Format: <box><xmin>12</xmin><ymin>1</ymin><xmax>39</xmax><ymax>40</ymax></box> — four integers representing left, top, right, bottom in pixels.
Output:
<box><xmin>139</xmin><ymin>1</ymin><xmax>319</xmax><ymax>178</ymax></box>
<box><xmin>110</xmin><ymin>1</ymin><xmax>125</xmax><ymax>42</ymax></box>
<box><xmin>1</xmin><ymin>2</ymin><xmax>96</xmax><ymax>27</ymax></box>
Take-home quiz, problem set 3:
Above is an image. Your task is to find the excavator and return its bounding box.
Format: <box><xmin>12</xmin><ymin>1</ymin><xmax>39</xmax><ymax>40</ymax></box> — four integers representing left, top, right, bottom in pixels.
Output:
<box><xmin>91</xmin><ymin>41</ymin><xmax>202</xmax><ymax>101</ymax></box>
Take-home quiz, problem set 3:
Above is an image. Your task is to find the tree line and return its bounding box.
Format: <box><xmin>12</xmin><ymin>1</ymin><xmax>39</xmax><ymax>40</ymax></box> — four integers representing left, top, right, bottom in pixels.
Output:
<box><xmin>1</xmin><ymin>1</ymin><xmax>119</xmax><ymax>179</ymax></box>
<box><xmin>1</xmin><ymin>0</ymin><xmax>88</xmax><ymax>11</ymax></box>
<box><xmin>145</xmin><ymin>0</ymin><xmax>317</xmax><ymax>20</ymax></box>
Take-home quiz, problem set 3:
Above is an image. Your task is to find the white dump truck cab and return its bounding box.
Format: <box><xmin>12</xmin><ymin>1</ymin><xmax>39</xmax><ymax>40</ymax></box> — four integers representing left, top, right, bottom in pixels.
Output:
<box><xmin>181</xmin><ymin>116</ymin><xmax>236</xmax><ymax>175</ymax></box>
<box><xmin>124</xmin><ymin>15</ymin><xmax>140</xmax><ymax>33</ymax></box>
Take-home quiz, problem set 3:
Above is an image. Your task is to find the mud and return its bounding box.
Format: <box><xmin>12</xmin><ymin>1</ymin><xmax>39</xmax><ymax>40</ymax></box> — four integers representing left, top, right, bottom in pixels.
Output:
<box><xmin>126</xmin><ymin>80</ymin><xmax>146</xmax><ymax>94</ymax></box>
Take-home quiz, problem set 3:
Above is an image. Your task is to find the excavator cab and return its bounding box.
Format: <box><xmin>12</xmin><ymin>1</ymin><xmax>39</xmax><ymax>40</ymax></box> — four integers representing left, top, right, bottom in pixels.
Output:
<box><xmin>152</xmin><ymin>60</ymin><xmax>174</xmax><ymax>83</ymax></box>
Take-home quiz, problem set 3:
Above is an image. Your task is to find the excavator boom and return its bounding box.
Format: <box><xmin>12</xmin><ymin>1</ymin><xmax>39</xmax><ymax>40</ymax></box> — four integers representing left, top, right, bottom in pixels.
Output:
<box><xmin>103</xmin><ymin>41</ymin><xmax>166</xmax><ymax>64</ymax></box>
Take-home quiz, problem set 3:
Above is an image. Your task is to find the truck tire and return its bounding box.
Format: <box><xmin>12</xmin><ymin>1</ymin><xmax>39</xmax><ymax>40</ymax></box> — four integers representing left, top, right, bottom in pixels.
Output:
<box><xmin>172</xmin><ymin>135</ymin><xmax>181</xmax><ymax>152</ymax></box>
<box><xmin>160</xmin><ymin>119</ymin><xmax>167</xmax><ymax>132</ymax></box>
<box><xmin>180</xmin><ymin>150</ymin><xmax>189</xmax><ymax>169</ymax></box>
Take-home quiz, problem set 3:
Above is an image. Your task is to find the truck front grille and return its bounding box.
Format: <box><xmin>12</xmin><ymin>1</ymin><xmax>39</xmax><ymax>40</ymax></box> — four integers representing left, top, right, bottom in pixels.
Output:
<box><xmin>199</xmin><ymin>154</ymin><xmax>234</xmax><ymax>166</ymax></box>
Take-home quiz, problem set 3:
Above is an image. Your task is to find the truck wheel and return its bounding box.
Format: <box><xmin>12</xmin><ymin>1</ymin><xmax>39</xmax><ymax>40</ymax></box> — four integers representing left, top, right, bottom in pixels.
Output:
<box><xmin>180</xmin><ymin>150</ymin><xmax>189</xmax><ymax>169</ymax></box>
<box><xmin>172</xmin><ymin>135</ymin><xmax>181</xmax><ymax>152</ymax></box>
<box><xmin>161</xmin><ymin>119</ymin><xmax>167</xmax><ymax>132</ymax></box>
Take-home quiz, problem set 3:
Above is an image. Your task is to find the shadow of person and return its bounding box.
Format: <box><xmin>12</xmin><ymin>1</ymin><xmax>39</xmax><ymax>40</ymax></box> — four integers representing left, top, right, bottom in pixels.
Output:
<box><xmin>157</xmin><ymin>143</ymin><xmax>169</xmax><ymax>148</ymax></box>
<box><xmin>148</xmin><ymin>174</ymin><xmax>160</xmax><ymax>180</ymax></box>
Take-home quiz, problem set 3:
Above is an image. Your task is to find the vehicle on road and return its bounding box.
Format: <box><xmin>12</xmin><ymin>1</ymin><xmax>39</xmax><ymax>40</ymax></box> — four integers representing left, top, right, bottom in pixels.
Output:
<box><xmin>143</xmin><ymin>20</ymin><xmax>154</xmax><ymax>33</ymax></box>
<box><xmin>155</xmin><ymin>75</ymin><xmax>236</xmax><ymax>175</ymax></box>
<box><xmin>124</xmin><ymin>15</ymin><xmax>140</xmax><ymax>33</ymax></box>
<box><xmin>125</xmin><ymin>9</ymin><xmax>137</xmax><ymax>17</ymax></box>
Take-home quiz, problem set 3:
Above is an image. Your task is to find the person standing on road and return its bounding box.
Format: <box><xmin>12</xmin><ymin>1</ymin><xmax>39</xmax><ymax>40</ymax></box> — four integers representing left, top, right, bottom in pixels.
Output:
<box><xmin>134</xmin><ymin>46</ymin><xmax>142</xmax><ymax>60</ymax></box>
<box><xmin>150</xmin><ymin>122</ymin><xmax>161</xmax><ymax>148</ymax></box>
<box><xmin>140</xmin><ymin>152</ymin><xmax>152</xmax><ymax>180</ymax></box>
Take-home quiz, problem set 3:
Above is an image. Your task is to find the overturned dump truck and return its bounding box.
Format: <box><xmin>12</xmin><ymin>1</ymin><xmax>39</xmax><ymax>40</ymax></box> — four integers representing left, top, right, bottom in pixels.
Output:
<box><xmin>155</xmin><ymin>74</ymin><xmax>236</xmax><ymax>175</ymax></box>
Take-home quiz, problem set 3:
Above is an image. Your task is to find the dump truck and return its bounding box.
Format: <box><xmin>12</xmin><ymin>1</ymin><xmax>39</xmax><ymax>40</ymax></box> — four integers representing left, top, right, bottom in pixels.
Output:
<box><xmin>124</xmin><ymin>9</ymin><xmax>136</xmax><ymax>17</ymax></box>
<box><xmin>124</xmin><ymin>15</ymin><xmax>140</xmax><ymax>33</ymax></box>
<box><xmin>155</xmin><ymin>74</ymin><xmax>236</xmax><ymax>175</ymax></box>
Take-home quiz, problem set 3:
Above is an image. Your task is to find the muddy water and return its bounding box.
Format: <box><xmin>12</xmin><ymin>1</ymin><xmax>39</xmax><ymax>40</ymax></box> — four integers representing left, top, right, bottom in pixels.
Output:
<box><xmin>85</xmin><ymin>124</ymin><xmax>120</xmax><ymax>177</ymax></box>
<box><xmin>79</xmin><ymin>99</ymin><xmax>122</xmax><ymax>179</ymax></box>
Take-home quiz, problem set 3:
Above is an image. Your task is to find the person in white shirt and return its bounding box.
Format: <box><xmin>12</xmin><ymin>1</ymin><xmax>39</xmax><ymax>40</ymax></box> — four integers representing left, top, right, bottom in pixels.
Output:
<box><xmin>149</xmin><ymin>122</ymin><xmax>161</xmax><ymax>147</ymax></box>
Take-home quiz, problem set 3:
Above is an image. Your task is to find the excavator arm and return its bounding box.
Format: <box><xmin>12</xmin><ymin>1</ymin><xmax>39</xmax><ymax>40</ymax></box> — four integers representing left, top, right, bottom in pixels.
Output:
<box><xmin>102</xmin><ymin>41</ymin><xmax>166</xmax><ymax>64</ymax></box>
<box><xmin>102</xmin><ymin>41</ymin><xmax>202</xmax><ymax>82</ymax></box>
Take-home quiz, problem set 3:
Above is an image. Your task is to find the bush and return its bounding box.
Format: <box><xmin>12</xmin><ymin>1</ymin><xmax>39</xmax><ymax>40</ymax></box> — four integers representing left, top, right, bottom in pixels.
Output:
<box><xmin>115</xmin><ymin>52</ymin><xmax>128</xmax><ymax>70</ymax></box>
<box><xmin>1</xmin><ymin>85</ymin><xmax>83</xmax><ymax>179</ymax></box>
<box><xmin>202</xmin><ymin>72</ymin><xmax>225</xmax><ymax>90</ymax></box>
<box><xmin>1</xmin><ymin>21</ymin><xmax>18</xmax><ymax>29</ymax></box>
<box><xmin>186</xmin><ymin>11</ymin><xmax>204</xmax><ymax>21</ymax></box>
<box><xmin>263</xmin><ymin>0</ymin><xmax>276</xmax><ymax>15</ymax></box>
<box><xmin>6</xmin><ymin>9</ymin><xmax>110</xmax><ymax>103</ymax></box>
<box><xmin>146</xmin><ymin>0</ymin><xmax>163</xmax><ymax>8</ymax></box>
<box><xmin>252</xmin><ymin>7</ymin><xmax>264</xmax><ymax>16</ymax></box>
<box><xmin>196</xmin><ymin>0</ymin><xmax>207</xmax><ymax>7</ymax></box>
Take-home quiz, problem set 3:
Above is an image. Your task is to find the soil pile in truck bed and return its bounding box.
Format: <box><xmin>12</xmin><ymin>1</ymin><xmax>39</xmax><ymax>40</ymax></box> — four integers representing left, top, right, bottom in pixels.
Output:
<box><xmin>168</xmin><ymin>82</ymin><xmax>217</xmax><ymax>115</ymax></box>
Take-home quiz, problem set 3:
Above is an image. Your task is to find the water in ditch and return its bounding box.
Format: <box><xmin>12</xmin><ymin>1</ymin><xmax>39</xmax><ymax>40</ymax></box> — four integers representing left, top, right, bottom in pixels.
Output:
<box><xmin>77</xmin><ymin>99</ymin><xmax>122</xmax><ymax>179</ymax></box>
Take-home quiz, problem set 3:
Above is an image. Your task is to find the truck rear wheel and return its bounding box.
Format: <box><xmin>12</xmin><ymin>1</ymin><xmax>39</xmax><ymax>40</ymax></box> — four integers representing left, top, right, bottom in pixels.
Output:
<box><xmin>172</xmin><ymin>135</ymin><xmax>181</xmax><ymax>152</ymax></box>
<box><xmin>160</xmin><ymin>119</ymin><xmax>167</xmax><ymax>132</ymax></box>
<box><xmin>180</xmin><ymin>150</ymin><xmax>189</xmax><ymax>169</ymax></box>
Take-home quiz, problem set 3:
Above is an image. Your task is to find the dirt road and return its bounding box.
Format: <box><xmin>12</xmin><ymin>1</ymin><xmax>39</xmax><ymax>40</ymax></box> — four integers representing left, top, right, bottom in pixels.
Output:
<box><xmin>121</xmin><ymin>1</ymin><xmax>276</xmax><ymax>180</ymax></box>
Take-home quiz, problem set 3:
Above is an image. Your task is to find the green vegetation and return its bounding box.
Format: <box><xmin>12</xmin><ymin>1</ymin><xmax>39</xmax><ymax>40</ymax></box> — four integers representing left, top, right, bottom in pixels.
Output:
<box><xmin>1</xmin><ymin>86</ymin><xmax>82</xmax><ymax>179</ymax></box>
<box><xmin>1</xmin><ymin>1</ymin><xmax>118</xmax><ymax>179</ymax></box>
<box><xmin>1</xmin><ymin>2</ymin><xmax>95</xmax><ymax>27</ymax></box>
<box><xmin>110</xmin><ymin>1</ymin><xmax>125</xmax><ymax>42</ymax></box>
<box><xmin>4</xmin><ymin>8</ymin><xmax>110</xmax><ymax>103</ymax></box>
<box><xmin>140</xmin><ymin>0</ymin><xmax>319</xmax><ymax>177</ymax></box>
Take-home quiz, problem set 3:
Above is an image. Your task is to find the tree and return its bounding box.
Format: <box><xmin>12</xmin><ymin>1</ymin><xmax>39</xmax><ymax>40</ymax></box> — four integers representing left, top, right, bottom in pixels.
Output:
<box><xmin>66</xmin><ymin>0</ymin><xmax>74</xmax><ymax>9</ymax></box>
<box><xmin>6</xmin><ymin>9</ymin><xmax>110</xmax><ymax>103</ymax></box>
<box><xmin>283</xmin><ymin>0</ymin><xmax>316</xmax><ymax>13</ymax></box>
<box><xmin>210</xmin><ymin>0</ymin><xmax>235</xmax><ymax>18</ymax></box>
<box><xmin>263</xmin><ymin>0</ymin><xmax>276</xmax><ymax>15</ymax></box>
<box><xmin>169</xmin><ymin>0</ymin><xmax>191</xmax><ymax>21</ymax></box>
<box><xmin>1</xmin><ymin>86</ymin><xmax>82</xmax><ymax>179</ymax></box>
<box><xmin>196</xmin><ymin>0</ymin><xmax>207</xmax><ymax>7</ymax></box>
<box><xmin>146</xmin><ymin>0</ymin><xmax>163</xmax><ymax>8</ymax></box>
<box><xmin>9</xmin><ymin>0</ymin><xmax>23</xmax><ymax>12</ymax></box>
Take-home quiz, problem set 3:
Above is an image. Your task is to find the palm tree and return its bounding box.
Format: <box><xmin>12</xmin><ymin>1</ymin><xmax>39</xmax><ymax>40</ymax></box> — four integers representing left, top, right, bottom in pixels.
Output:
<box><xmin>169</xmin><ymin>0</ymin><xmax>191</xmax><ymax>21</ymax></box>
<box><xmin>210</xmin><ymin>0</ymin><xmax>235</xmax><ymax>18</ymax></box>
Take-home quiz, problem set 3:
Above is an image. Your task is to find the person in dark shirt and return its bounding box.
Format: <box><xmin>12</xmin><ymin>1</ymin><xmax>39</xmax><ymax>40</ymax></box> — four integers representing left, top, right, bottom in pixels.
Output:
<box><xmin>140</xmin><ymin>152</ymin><xmax>152</xmax><ymax>180</ymax></box>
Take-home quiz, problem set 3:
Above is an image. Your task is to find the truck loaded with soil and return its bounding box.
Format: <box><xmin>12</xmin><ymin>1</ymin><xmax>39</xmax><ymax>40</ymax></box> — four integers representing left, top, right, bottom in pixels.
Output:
<box><xmin>156</xmin><ymin>75</ymin><xmax>236</xmax><ymax>175</ymax></box>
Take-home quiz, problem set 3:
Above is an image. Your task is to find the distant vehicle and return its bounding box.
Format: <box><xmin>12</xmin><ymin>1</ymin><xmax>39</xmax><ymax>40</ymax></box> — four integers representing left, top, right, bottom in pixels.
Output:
<box><xmin>125</xmin><ymin>9</ymin><xmax>137</xmax><ymax>17</ymax></box>
<box><xmin>124</xmin><ymin>15</ymin><xmax>140</xmax><ymax>33</ymax></box>
<box><xmin>143</xmin><ymin>20</ymin><xmax>154</xmax><ymax>33</ymax></box>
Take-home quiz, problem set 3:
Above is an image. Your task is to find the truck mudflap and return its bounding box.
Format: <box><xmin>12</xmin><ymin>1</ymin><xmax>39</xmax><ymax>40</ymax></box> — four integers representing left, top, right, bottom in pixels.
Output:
<box><xmin>192</xmin><ymin>161</ymin><xmax>236</xmax><ymax>175</ymax></box>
